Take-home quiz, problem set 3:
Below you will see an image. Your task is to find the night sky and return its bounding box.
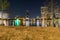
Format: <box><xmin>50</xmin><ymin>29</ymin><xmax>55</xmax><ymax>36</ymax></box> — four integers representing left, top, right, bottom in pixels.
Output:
<box><xmin>9</xmin><ymin>0</ymin><xmax>60</xmax><ymax>18</ymax></box>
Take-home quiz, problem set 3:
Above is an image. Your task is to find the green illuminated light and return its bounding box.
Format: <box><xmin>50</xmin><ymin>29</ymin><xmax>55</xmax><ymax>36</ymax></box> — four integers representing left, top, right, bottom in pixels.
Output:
<box><xmin>14</xmin><ymin>19</ymin><xmax>21</xmax><ymax>26</ymax></box>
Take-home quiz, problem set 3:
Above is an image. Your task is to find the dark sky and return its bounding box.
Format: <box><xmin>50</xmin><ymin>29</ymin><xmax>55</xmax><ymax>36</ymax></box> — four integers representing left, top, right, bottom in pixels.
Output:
<box><xmin>9</xmin><ymin>0</ymin><xmax>60</xmax><ymax>18</ymax></box>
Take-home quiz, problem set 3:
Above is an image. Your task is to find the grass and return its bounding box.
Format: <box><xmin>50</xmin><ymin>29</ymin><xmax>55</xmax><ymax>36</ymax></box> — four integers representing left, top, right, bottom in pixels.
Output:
<box><xmin>0</xmin><ymin>26</ymin><xmax>60</xmax><ymax>40</ymax></box>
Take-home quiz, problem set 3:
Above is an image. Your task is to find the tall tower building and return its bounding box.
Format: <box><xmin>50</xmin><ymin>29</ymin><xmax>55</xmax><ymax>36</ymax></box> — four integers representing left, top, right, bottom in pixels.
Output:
<box><xmin>25</xmin><ymin>10</ymin><xmax>30</xmax><ymax>26</ymax></box>
<box><xmin>54</xmin><ymin>6</ymin><xmax>60</xmax><ymax>27</ymax></box>
<box><xmin>54</xmin><ymin>6</ymin><xmax>60</xmax><ymax>18</ymax></box>
<box><xmin>41</xmin><ymin>7</ymin><xmax>48</xmax><ymax>18</ymax></box>
<box><xmin>41</xmin><ymin>6</ymin><xmax>48</xmax><ymax>27</ymax></box>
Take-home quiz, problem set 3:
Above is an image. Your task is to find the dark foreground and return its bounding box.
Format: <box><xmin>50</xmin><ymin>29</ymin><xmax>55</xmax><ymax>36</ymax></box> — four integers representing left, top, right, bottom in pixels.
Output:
<box><xmin>0</xmin><ymin>26</ymin><xmax>60</xmax><ymax>40</ymax></box>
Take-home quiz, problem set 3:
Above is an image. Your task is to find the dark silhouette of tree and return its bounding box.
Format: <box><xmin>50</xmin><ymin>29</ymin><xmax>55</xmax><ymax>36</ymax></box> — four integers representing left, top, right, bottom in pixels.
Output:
<box><xmin>25</xmin><ymin>10</ymin><xmax>30</xmax><ymax>18</ymax></box>
<box><xmin>0</xmin><ymin>0</ymin><xmax>10</xmax><ymax>11</ymax></box>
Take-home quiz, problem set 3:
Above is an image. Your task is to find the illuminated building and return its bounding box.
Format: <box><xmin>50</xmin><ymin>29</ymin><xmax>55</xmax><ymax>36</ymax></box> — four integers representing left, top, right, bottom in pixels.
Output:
<box><xmin>41</xmin><ymin>7</ymin><xmax>48</xmax><ymax>27</ymax></box>
<box><xmin>0</xmin><ymin>12</ymin><xmax>9</xmax><ymax>26</ymax></box>
<box><xmin>25</xmin><ymin>10</ymin><xmax>30</xmax><ymax>26</ymax></box>
<box><xmin>14</xmin><ymin>18</ymin><xmax>21</xmax><ymax>26</ymax></box>
<box><xmin>36</xmin><ymin>16</ymin><xmax>40</xmax><ymax>26</ymax></box>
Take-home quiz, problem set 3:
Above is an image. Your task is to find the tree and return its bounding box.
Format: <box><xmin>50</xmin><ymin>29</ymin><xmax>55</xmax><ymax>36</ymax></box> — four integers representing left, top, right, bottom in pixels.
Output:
<box><xmin>0</xmin><ymin>0</ymin><xmax>10</xmax><ymax>11</ymax></box>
